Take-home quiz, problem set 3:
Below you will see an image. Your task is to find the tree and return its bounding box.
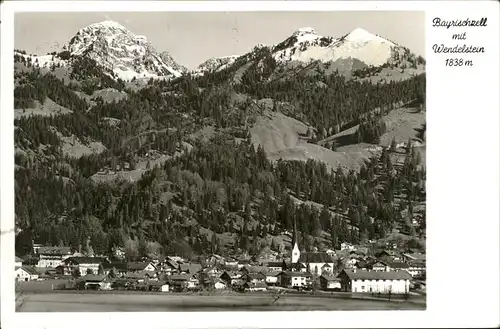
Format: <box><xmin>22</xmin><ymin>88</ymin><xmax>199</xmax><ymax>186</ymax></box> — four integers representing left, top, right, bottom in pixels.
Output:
<box><xmin>72</xmin><ymin>267</ymin><xmax>81</xmax><ymax>278</ymax></box>
<box><xmin>86</xmin><ymin>268</ymin><xmax>94</xmax><ymax>275</ymax></box>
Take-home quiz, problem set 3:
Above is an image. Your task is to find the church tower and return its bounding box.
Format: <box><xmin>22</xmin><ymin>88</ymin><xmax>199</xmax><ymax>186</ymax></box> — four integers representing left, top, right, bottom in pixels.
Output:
<box><xmin>291</xmin><ymin>218</ymin><xmax>300</xmax><ymax>264</ymax></box>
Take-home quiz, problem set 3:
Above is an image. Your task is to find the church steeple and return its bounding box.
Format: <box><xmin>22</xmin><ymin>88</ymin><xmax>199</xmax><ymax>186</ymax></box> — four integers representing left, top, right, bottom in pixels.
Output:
<box><xmin>291</xmin><ymin>218</ymin><xmax>300</xmax><ymax>264</ymax></box>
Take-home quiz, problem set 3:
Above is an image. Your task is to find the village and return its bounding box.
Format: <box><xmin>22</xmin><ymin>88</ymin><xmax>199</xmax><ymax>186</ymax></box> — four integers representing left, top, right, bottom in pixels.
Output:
<box><xmin>15</xmin><ymin>234</ymin><xmax>426</xmax><ymax>298</ymax></box>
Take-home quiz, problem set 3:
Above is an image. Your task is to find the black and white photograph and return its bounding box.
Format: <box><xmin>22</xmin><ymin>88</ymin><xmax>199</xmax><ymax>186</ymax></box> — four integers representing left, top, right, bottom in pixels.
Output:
<box><xmin>1</xmin><ymin>2</ymin><xmax>499</xmax><ymax>328</ymax></box>
<box><xmin>10</xmin><ymin>9</ymin><xmax>427</xmax><ymax>312</ymax></box>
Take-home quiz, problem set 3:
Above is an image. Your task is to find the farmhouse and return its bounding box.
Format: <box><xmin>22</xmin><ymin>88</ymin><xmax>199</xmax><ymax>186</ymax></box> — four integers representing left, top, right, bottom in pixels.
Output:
<box><xmin>81</xmin><ymin>274</ymin><xmax>111</xmax><ymax>290</ymax></box>
<box><xmin>262</xmin><ymin>271</ymin><xmax>281</xmax><ymax>285</ymax></box>
<box><xmin>337</xmin><ymin>269</ymin><xmax>412</xmax><ymax>294</ymax></box>
<box><xmin>59</xmin><ymin>257</ymin><xmax>107</xmax><ymax>276</ymax></box>
<box><xmin>244</xmin><ymin>282</ymin><xmax>267</xmax><ymax>292</ymax></box>
<box><xmin>15</xmin><ymin>266</ymin><xmax>39</xmax><ymax>282</ymax></box>
<box><xmin>220</xmin><ymin>271</ymin><xmax>242</xmax><ymax>286</ymax></box>
<box><xmin>102</xmin><ymin>262</ymin><xmax>127</xmax><ymax>277</ymax></box>
<box><xmin>277</xmin><ymin>271</ymin><xmax>311</xmax><ymax>288</ymax></box>
<box><xmin>319</xmin><ymin>275</ymin><xmax>341</xmax><ymax>291</ymax></box>
<box><xmin>127</xmin><ymin>261</ymin><xmax>157</xmax><ymax>273</ymax></box>
<box><xmin>265</xmin><ymin>261</ymin><xmax>285</xmax><ymax>272</ymax></box>
<box><xmin>36</xmin><ymin>246</ymin><xmax>73</xmax><ymax>268</ymax></box>
<box><xmin>241</xmin><ymin>272</ymin><xmax>266</xmax><ymax>284</ymax></box>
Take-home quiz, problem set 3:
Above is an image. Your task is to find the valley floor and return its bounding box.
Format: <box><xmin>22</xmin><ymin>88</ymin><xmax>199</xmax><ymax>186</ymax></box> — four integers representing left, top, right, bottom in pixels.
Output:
<box><xmin>16</xmin><ymin>291</ymin><xmax>426</xmax><ymax>312</ymax></box>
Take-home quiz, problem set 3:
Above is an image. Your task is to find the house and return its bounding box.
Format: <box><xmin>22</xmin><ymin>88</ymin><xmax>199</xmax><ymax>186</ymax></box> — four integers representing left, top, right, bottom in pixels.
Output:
<box><xmin>262</xmin><ymin>271</ymin><xmax>281</xmax><ymax>286</ymax></box>
<box><xmin>36</xmin><ymin>246</ymin><xmax>73</xmax><ymax>268</ymax></box>
<box><xmin>241</xmin><ymin>272</ymin><xmax>266</xmax><ymax>284</ymax></box>
<box><xmin>325</xmin><ymin>249</ymin><xmax>335</xmax><ymax>256</ymax></box>
<box><xmin>220</xmin><ymin>271</ymin><xmax>242</xmax><ymax>286</ymax></box>
<box><xmin>81</xmin><ymin>274</ymin><xmax>111</xmax><ymax>290</ymax></box>
<box><xmin>407</xmin><ymin>261</ymin><xmax>426</xmax><ymax>278</ymax></box>
<box><xmin>201</xmin><ymin>266</ymin><xmax>221</xmax><ymax>278</ymax></box>
<box><xmin>178</xmin><ymin>263</ymin><xmax>202</xmax><ymax>274</ymax></box>
<box><xmin>59</xmin><ymin>257</ymin><xmax>107</xmax><ymax>276</ymax></box>
<box><xmin>319</xmin><ymin>275</ymin><xmax>341</xmax><ymax>291</ymax></box>
<box><xmin>102</xmin><ymin>262</ymin><xmax>128</xmax><ymax>277</ymax></box>
<box><xmin>277</xmin><ymin>271</ymin><xmax>311</xmax><ymax>288</ymax></box>
<box><xmin>213</xmin><ymin>279</ymin><xmax>227</xmax><ymax>290</ymax></box>
<box><xmin>125</xmin><ymin>271</ymin><xmax>157</xmax><ymax>283</ymax></box>
<box><xmin>224</xmin><ymin>257</ymin><xmax>239</xmax><ymax>267</ymax></box>
<box><xmin>15</xmin><ymin>266</ymin><xmax>39</xmax><ymax>282</ymax></box>
<box><xmin>341</xmin><ymin>243</ymin><xmax>356</xmax><ymax>251</ymax></box>
<box><xmin>244</xmin><ymin>281</ymin><xmax>267</xmax><ymax>292</ymax></box>
<box><xmin>170</xmin><ymin>274</ymin><xmax>199</xmax><ymax>290</ymax></box>
<box><xmin>149</xmin><ymin>281</ymin><xmax>170</xmax><ymax>292</ymax></box>
<box><xmin>402</xmin><ymin>252</ymin><xmax>426</xmax><ymax>263</ymax></box>
<box><xmin>15</xmin><ymin>256</ymin><xmax>24</xmax><ymax>267</ymax></box>
<box><xmin>127</xmin><ymin>262</ymin><xmax>157</xmax><ymax>273</ymax></box>
<box><xmin>337</xmin><ymin>269</ymin><xmax>412</xmax><ymax>294</ymax></box>
<box><xmin>371</xmin><ymin>261</ymin><xmax>387</xmax><ymax>272</ymax></box>
<box><xmin>264</xmin><ymin>261</ymin><xmax>285</xmax><ymax>272</ymax></box>
<box><xmin>384</xmin><ymin>261</ymin><xmax>410</xmax><ymax>272</ymax></box>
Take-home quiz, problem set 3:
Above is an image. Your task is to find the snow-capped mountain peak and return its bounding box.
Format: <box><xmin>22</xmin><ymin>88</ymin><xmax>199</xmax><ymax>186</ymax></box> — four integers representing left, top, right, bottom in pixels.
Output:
<box><xmin>194</xmin><ymin>55</ymin><xmax>240</xmax><ymax>75</ymax></box>
<box><xmin>62</xmin><ymin>20</ymin><xmax>185</xmax><ymax>81</ymax></box>
<box><xmin>344</xmin><ymin>27</ymin><xmax>394</xmax><ymax>47</ymax></box>
<box><xmin>269</xmin><ymin>26</ymin><xmax>408</xmax><ymax>67</ymax></box>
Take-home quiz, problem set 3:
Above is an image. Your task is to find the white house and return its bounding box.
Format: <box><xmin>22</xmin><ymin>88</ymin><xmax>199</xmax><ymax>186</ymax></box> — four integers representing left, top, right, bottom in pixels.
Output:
<box><xmin>337</xmin><ymin>269</ymin><xmax>412</xmax><ymax>294</ymax></box>
<box><xmin>277</xmin><ymin>271</ymin><xmax>311</xmax><ymax>288</ymax></box>
<box><xmin>59</xmin><ymin>257</ymin><xmax>107</xmax><ymax>276</ymax></box>
<box><xmin>263</xmin><ymin>271</ymin><xmax>280</xmax><ymax>285</ymax></box>
<box><xmin>214</xmin><ymin>279</ymin><xmax>227</xmax><ymax>290</ymax></box>
<box><xmin>36</xmin><ymin>246</ymin><xmax>73</xmax><ymax>268</ymax></box>
<box><xmin>341</xmin><ymin>243</ymin><xmax>356</xmax><ymax>251</ymax></box>
<box><xmin>15</xmin><ymin>266</ymin><xmax>39</xmax><ymax>282</ymax></box>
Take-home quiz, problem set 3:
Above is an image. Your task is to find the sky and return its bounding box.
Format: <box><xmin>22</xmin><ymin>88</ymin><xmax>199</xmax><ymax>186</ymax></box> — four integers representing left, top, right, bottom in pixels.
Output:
<box><xmin>14</xmin><ymin>11</ymin><xmax>424</xmax><ymax>69</ymax></box>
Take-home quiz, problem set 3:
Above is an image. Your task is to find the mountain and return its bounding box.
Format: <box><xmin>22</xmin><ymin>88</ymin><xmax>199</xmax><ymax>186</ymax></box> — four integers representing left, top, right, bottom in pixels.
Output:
<box><xmin>196</xmin><ymin>27</ymin><xmax>424</xmax><ymax>83</ymax></box>
<box><xmin>15</xmin><ymin>20</ymin><xmax>186</xmax><ymax>82</ymax></box>
<box><xmin>194</xmin><ymin>55</ymin><xmax>240</xmax><ymax>74</ymax></box>
<box><xmin>62</xmin><ymin>20</ymin><xmax>185</xmax><ymax>81</ymax></box>
<box><xmin>272</xmin><ymin>27</ymin><xmax>408</xmax><ymax>67</ymax></box>
<box><xmin>13</xmin><ymin>21</ymin><xmax>426</xmax><ymax>262</ymax></box>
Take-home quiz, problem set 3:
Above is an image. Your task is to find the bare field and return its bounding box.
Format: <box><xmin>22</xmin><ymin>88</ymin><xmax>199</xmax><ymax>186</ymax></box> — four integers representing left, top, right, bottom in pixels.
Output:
<box><xmin>16</xmin><ymin>292</ymin><xmax>425</xmax><ymax>312</ymax></box>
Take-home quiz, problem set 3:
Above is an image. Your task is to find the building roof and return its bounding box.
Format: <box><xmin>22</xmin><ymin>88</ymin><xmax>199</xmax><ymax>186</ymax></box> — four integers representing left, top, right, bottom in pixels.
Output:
<box><xmin>179</xmin><ymin>263</ymin><xmax>202</xmax><ymax>273</ymax></box>
<box><xmin>17</xmin><ymin>266</ymin><xmax>39</xmax><ymax>275</ymax></box>
<box><xmin>242</xmin><ymin>272</ymin><xmax>266</xmax><ymax>280</ymax></box>
<box><xmin>320</xmin><ymin>275</ymin><xmax>341</xmax><ymax>282</ymax></box>
<box><xmin>38</xmin><ymin>246</ymin><xmax>72</xmax><ymax>255</ymax></box>
<box><xmin>127</xmin><ymin>262</ymin><xmax>155</xmax><ymax>271</ymax></box>
<box><xmin>220</xmin><ymin>271</ymin><xmax>241</xmax><ymax>279</ymax></box>
<box><xmin>65</xmin><ymin>257</ymin><xmax>107</xmax><ymax>265</ymax></box>
<box><xmin>244</xmin><ymin>281</ymin><xmax>267</xmax><ymax>288</ymax></box>
<box><xmin>242</xmin><ymin>265</ymin><xmax>268</xmax><ymax>273</ymax></box>
<box><xmin>298</xmin><ymin>252</ymin><xmax>334</xmax><ymax>263</ymax></box>
<box><xmin>385</xmin><ymin>261</ymin><xmax>410</xmax><ymax>269</ymax></box>
<box><xmin>82</xmin><ymin>274</ymin><xmax>106</xmax><ymax>282</ymax></box>
<box><xmin>321</xmin><ymin>263</ymin><xmax>332</xmax><ymax>268</ymax></box>
<box><xmin>102</xmin><ymin>262</ymin><xmax>127</xmax><ymax>270</ymax></box>
<box><xmin>265</xmin><ymin>262</ymin><xmax>284</xmax><ymax>268</ymax></box>
<box><xmin>278</xmin><ymin>271</ymin><xmax>312</xmax><ymax>277</ymax></box>
<box><xmin>339</xmin><ymin>270</ymin><xmax>413</xmax><ymax>281</ymax></box>
<box><xmin>264</xmin><ymin>271</ymin><xmax>282</xmax><ymax>277</ymax></box>
<box><xmin>15</xmin><ymin>256</ymin><xmax>24</xmax><ymax>263</ymax></box>
<box><xmin>170</xmin><ymin>274</ymin><xmax>196</xmax><ymax>281</ymax></box>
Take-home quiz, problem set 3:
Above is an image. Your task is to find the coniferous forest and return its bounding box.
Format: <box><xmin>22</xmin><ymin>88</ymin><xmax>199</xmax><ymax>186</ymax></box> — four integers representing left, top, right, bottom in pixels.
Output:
<box><xmin>13</xmin><ymin>45</ymin><xmax>426</xmax><ymax>261</ymax></box>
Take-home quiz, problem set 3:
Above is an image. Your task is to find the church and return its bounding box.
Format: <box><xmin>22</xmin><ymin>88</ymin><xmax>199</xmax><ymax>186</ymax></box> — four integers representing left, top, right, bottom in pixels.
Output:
<box><xmin>289</xmin><ymin>222</ymin><xmax>335</xmax><ymax>276</ymax></box>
